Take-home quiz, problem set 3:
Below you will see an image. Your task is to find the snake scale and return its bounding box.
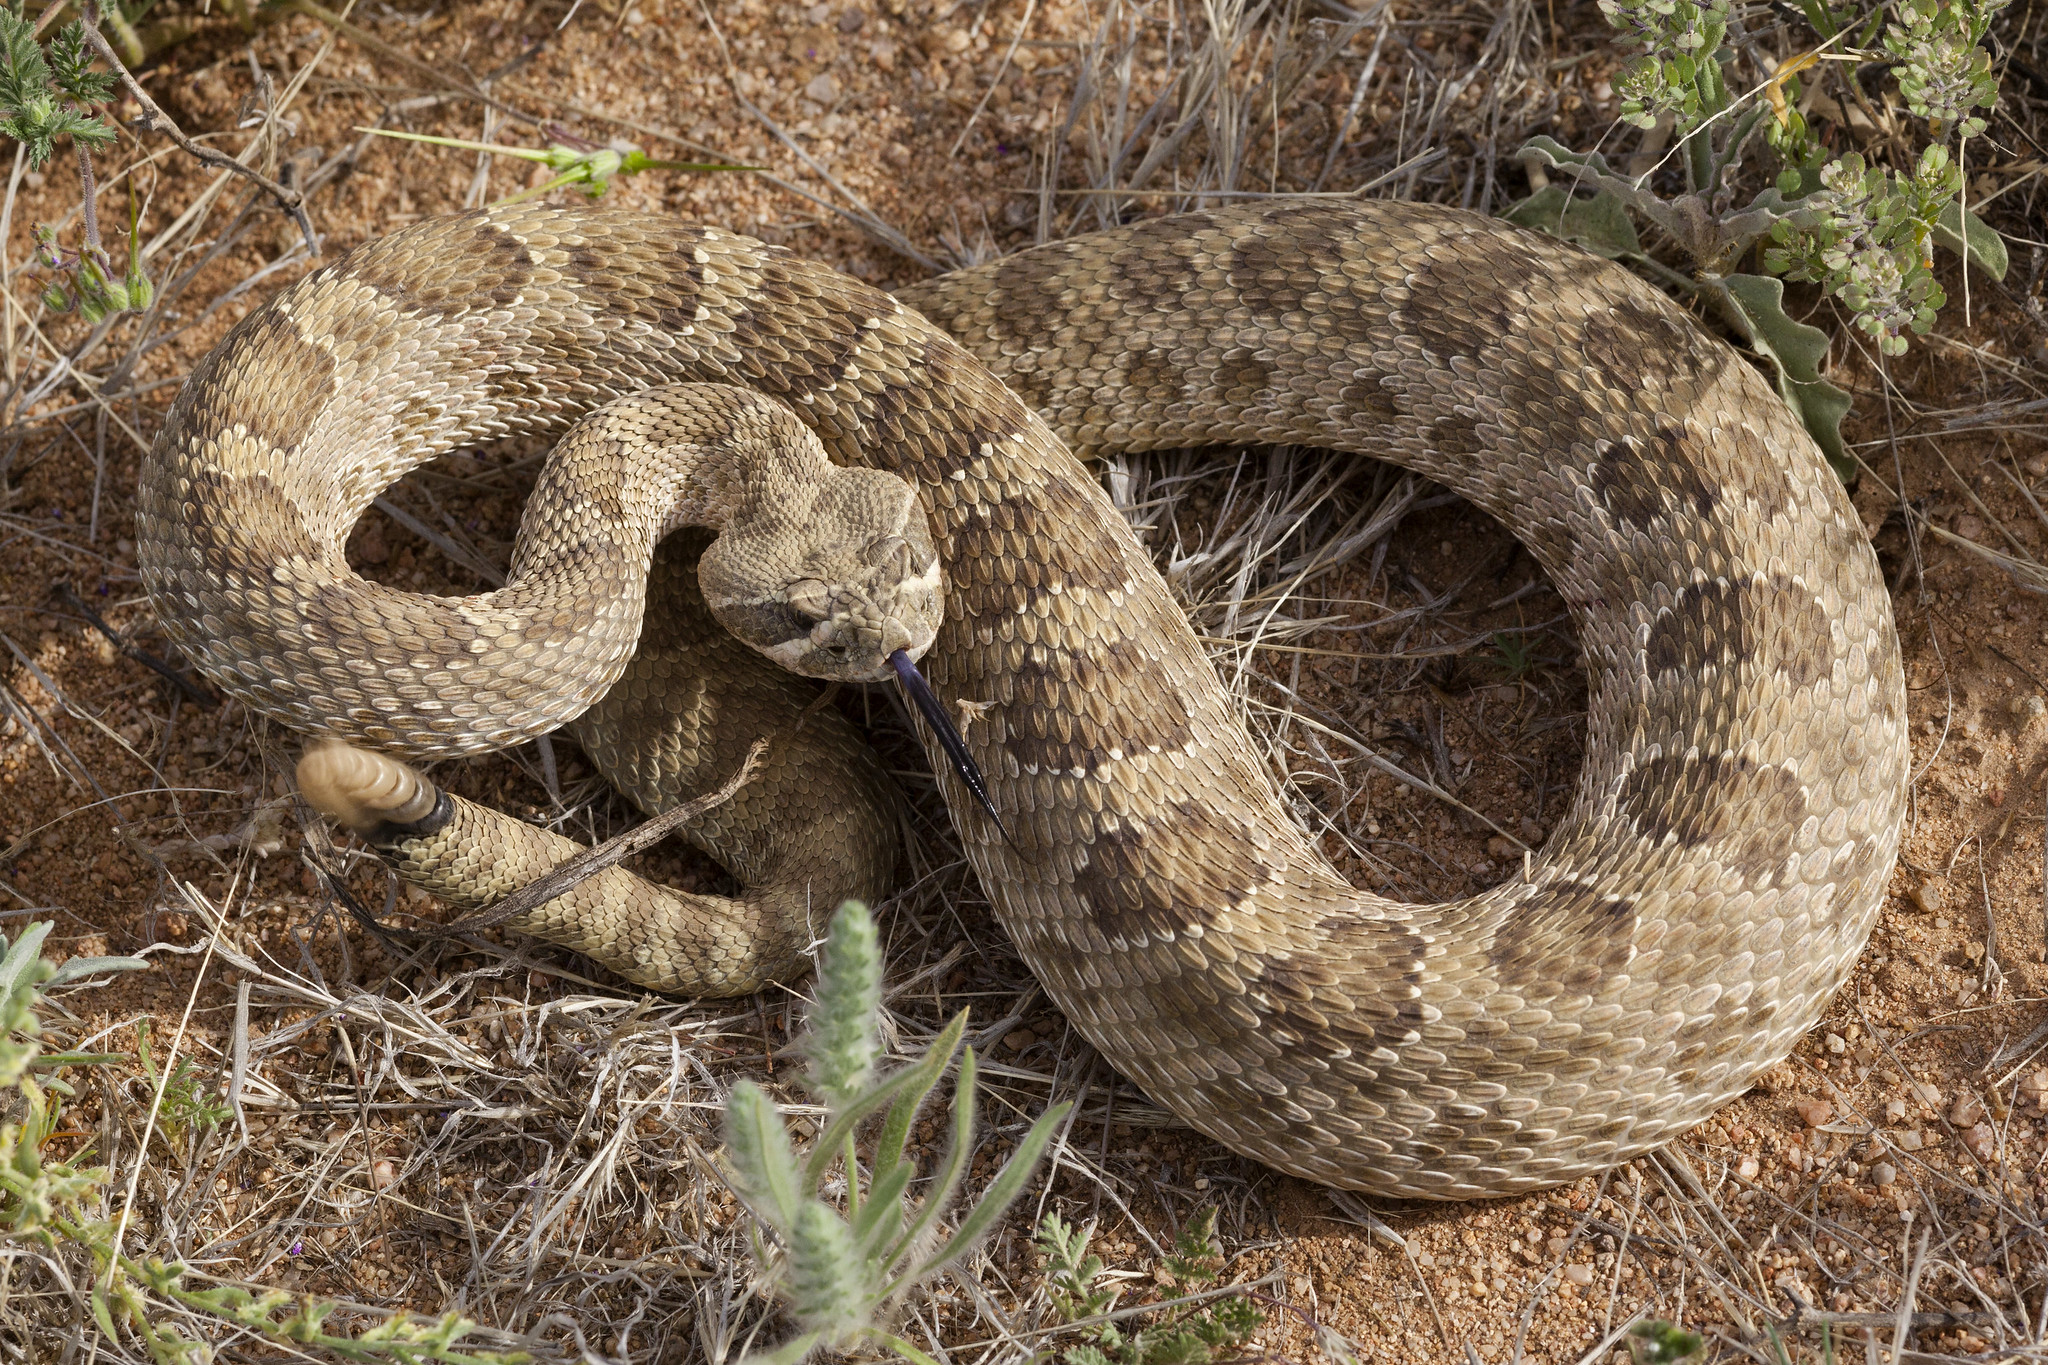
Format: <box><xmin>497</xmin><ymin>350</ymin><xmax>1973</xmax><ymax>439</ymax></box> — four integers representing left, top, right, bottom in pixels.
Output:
<box><xmin>138</xmin><ymin>200</ymin><xmax>1908</xmax><ymax>1198</ymax></box>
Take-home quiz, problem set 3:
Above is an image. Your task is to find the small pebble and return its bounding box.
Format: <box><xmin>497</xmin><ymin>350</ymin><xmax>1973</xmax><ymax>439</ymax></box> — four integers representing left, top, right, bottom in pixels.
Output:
<box><xmin>1950</xmin><ymin>1094</ymin><xmax>1985</xmax><ymax>1127</ymax></box>
<box><xmin>1871</xmin><ymin>1162</ymin><xmax>1897</xmax><ymax>1187</ymax></box>
<box><xmin>1912</xmin><ymin>1081</ymin><xmax>1941</xmax><ymax>1107</ymax></box>
<box><xmin>1794</xmin><ymin>1097</ymin><xmax>1834</xmax><ymax>1127</ymax></box>
<box><xmin>1824</xmin><ymin>1032</ymin><xmax>1847</xmax><ymax>1055</ymax></box>
<box><xmin>1896</xmin><ymin>1130</ymin><xmax>1924</xmax><ymax>1152</ymax></box>
<box><xmin>2011</xmin><ymin>695</ymin><xmax>2046</xmax><ymax>720</ymax></box>
<box><xmin>1885</xmin><ymin>1098</ymin><xmax>1908</xmax><ymax>1123</ymax></box>
<box><xmin>1911</xmin><ymin>881</ymin><xmax>1944</xmax><ymax>914</ymax></box>
<box><xmin>1486</xmin><ymin>835</ymin><xmax>1516</xmax><ymax>858</ymax></box>
<box><xmin>805</xmin><ymin>72</ymin><xmax>839</xmax><ymax>103</ymax></box>
<box><xmin>1003</xmin><ymin>1028</ymin><xmax>1036</xmax><ymax>1053</ymax></box>
<box><xmin>372</xmin><ymin>1159</ymin><xmax>396</xmax><ymax>1189</ymax></box>
<box><xmin>1738</xmin><ymin>1156</ymin><xmax>1760</xmax><ymax>1181</ymax></box>
<box><xmin>1964</xmin><ymin>1123</ymin><xmax>1998</xmax><ymax>1161</ymax></box>
<box><xmin>1563</xmin><ymin>1263</ymin><xmax>1594</xmax><ymax>1286</ymax></box>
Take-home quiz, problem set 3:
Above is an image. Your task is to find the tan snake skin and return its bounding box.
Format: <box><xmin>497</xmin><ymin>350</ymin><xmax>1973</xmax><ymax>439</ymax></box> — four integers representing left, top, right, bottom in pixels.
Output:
<box><xmin>138</xmin><ymin>200</ymin><xmax>1908</xmax><ymax>1197</ymax></box>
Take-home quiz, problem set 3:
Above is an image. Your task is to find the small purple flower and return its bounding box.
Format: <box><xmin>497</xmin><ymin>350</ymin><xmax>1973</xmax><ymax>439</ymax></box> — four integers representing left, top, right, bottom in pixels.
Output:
<box><xmin>288</xmin><ymin>1239</ymin><xmax>303</xmax><ymax>1256</ymax></box>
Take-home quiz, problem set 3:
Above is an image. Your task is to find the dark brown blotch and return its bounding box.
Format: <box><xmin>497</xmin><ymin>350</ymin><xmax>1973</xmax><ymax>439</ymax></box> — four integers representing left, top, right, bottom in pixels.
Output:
<box><xmin>1214</xmin><ymin>349</ymin><xmax>1273</xmax><ymax>402</ymax></box>
<box><xmin>1590</xmin><ymin>432</ymin><xmax>1717</xmax><ymax>531</ymax></box>
<box><xmin>729</xmin><ymin>258</ymin><xmax>878</xmax><ymax>398</ymax></box>
<box><xmin>1068</xmin><ymin>800</ymin><xmax>1272</xmax><ymax>943</ymax></box>
<box><xmin>1224</xmin><ymin>223</ymin><xmax>1350</xmax><ymax>321</ymax></box>
<box><xmin>1001</xmin><ymin>641</ymin><xmax>1197</xmax><ymax>775</ymax></box>
<box><xmin>1644</xmin><ymin>573</ymin><xmax>1832</xmax><ymax>693</ymax></box>
<box><xmin>184</xmin><ymin>469</ymin><xmax>322</xmax><ymax>577</ymax></box>
<box><xmin>171</xmin><ymin>310</ymin><xmax>337</xmax><ymax>460</ymax></box>
<box><xmin>1431</xmin><ymin>411</ymin><xmax>1487</xmax><ymax>457</ymax></box>
<box><xmin>1755</xmin><ymin>575</ymin><xmax>1833</xmax><ymax>691</ymax></box>
<box><xmin>949</xmin><ymin>472</ymin><xmax>1131</xmax><ymax>595</ymax></box>
<box><xmin>1643</xmin><ymin>577</ymin><xmax>1744</xmax><ymax>679</ymax></box>
<box><xmin>1489</xmin><ymin>878</ymin><xmax>1637</xmax><ymax>1000</ymax></box>
<box><xmin>1401</xmin><ymin>256</ymin><xmax>1516</xmax><ymax>362</ymax></box>
<box><xmin>1578</xmin><ymin>296</ymin><xmax>1696</xmax><ymax>393</ymax></box>
<box><xmin>346</xmin><ymin>212</ymin><xmax>535</xmax><ymax>316</ymax></box>
<box><xmin>1617</xmin><ymin>751</ymin><xmax>1807</xmax><ymax>850</ymax></box>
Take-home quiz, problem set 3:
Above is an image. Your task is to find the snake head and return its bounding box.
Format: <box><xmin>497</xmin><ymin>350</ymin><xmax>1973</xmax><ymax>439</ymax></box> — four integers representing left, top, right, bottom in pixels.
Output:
<box><xmin>699</xmin><ymin>465</ymin><xmax>944</xmax><ymax>683</ymax></box>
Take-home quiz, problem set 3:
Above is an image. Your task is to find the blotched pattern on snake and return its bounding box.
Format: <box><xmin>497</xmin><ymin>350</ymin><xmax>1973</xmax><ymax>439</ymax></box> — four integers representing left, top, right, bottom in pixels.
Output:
<box><xmin>138</xmin><ymin>200</ymin><xmax>1908</xmax><ymax>1197</ymax></box>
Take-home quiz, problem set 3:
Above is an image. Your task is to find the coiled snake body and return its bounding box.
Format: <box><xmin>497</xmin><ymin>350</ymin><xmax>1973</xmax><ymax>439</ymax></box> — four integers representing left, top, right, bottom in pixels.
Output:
<box><xmin>139</xmin><ymin>200</ymin><xmax>1907</xmax><ymax>1197</ymax></box>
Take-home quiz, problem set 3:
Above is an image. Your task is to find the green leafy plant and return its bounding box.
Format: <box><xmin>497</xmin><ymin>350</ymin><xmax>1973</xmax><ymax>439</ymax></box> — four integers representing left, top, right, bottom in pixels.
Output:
<box><xmin>1507</xmin><ymin>0</ymin><xmax>2011</xmax><ymax>478</ymax></box>
<box><xmin>1488</xmin><ymin>630</ymin><xmax>1540</xmax><ymax>681</ymax></box>
<box><xmin>722</xmin><ymin>900</ymin><xmax>1072</xmax><ymax>1365</ymax></box>
<box><xmin>0</xmin><ymin>3</ymin><xmax>154</xmax><ymax>321</ymax></box>
<box><xmin>0</xmin><ymin>921</ymin><xmax>531</xmax><ymax>1363</ymax></box>
<box><xmin>1037</xmin><ymin>1208</ymin><xmax>1263</xmax><ymax>1365</ymax></box>
<box><xmin>134</xmin><ymin>1018</ymin><xmax>230</xmax><ymax>1147</ymax></box>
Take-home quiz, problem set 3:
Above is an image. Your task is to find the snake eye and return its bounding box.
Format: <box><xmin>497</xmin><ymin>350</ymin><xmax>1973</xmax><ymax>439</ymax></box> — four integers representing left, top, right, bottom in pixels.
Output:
<box><xmin>787</xmin><ymin>579</ymin><xmax>832</xmax><ymax>622</ymax></box>
<box><xmin>871</xmin><ymin>536</ymin><xmax>913</xmax><ymax>580</ymax></box>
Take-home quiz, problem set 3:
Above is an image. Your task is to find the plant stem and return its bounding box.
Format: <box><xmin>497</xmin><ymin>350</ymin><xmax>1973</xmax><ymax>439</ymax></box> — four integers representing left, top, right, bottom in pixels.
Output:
<box><xmin>72</xmin><ymin>0</ymin><xmax>317</xmax><ymax>254</ymax></box>
<box><xmin>72</xmin><ymin>139</ymin><xmax>100</xmax><ymax>265</ymax></box>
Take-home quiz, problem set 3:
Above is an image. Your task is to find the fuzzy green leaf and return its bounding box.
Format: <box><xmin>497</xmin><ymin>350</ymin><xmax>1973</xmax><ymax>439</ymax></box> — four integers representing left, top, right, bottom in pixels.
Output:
<box><xmin>737</xmin><ymin>1328</ymin><xmax>826</xmax><ymax>1365</ymax></box>
<box><xmin>725</xmin><ymin>1081</ymin><xmax>806</xmax><ymax>1232</ymax></box>
<box><xmin>1502</xmin><ymin>184</ymin><xmax>1643</xmax><ymax>259</ymax></box>
<box><xmin>905</xmin><ymin>1076</ymin><xmax>1071</xmax><ymax>1282</ymax></box>
<box><xmin>1933</xmin><ymin>199</ymin><xmax>2008</xmax><ymax>280</ymax></box>
<box><xmin>45</xmin><ymin>23</ymin><xmax>114</xmax><ymax>107</ymax></box>
<box><xmin>805</xmin><ymin>900</ymin><xmax>882</xmax><ymax>1109</ymax></box>
<box><xmin>785</xmin><ymin>1200</ymin><xmax>873</xmax><ymax>1341</ymax></box>
<box><xmin>1712</xmin><ymin>273</ymin><xmax>1855</xmax><ymax>481</ymax></box>
<box><xmin>852</xmin><ymin>1158</ymin><xmax>912</xmax><ymax>1261</ymax></box>
<box><xmin>802</xmin><ymin>1010</ymin><xmax>966</xmax><ymax>1192</ymax></box>
<box><xmin>46</xmin><ymin>955</ymin><xmax>150</xmax><ymax>988</ymax></box>
<box><xmin>1516</xmin><ymin>134</ymin><xmax>1621</xmax><ymax>179</ymax></box>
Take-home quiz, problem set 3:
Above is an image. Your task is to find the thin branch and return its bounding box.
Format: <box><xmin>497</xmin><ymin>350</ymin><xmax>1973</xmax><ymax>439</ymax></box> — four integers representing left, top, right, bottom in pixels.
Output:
<box><xmin>74</xmin><ymin>2</ymin><xmax>317</xmax><ymax>254</ymax></box>
<box><xmin>438</xmin><ymin>737</ymin><xmax>772</xmax><ymax>934</ymax></box>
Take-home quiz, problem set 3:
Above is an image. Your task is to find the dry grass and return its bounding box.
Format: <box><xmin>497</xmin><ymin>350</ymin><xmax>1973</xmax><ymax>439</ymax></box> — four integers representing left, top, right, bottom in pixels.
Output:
<box><xmin>0</xmin><ymin>1</ymin><xmax>2046</xmax><ymax>1362</ymax></box>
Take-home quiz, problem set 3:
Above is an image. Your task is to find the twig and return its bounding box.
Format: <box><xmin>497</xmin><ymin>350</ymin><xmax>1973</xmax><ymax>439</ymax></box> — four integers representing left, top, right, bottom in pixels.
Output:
<box><xmin>440</xmin><ymin>737</ymin><xmax>771</xmax><ymax>934</ymax></box>
<box><xmin>283</xmin><ymin>0</ymin><xmax>554</xmax><ymax>134</ymax></box>
<box><xmin>49</xmin><ymin>581</ymin><xmax>216</xmax><ymax>708</ymax></box>
<box><xmin>74</xmin><ymin>2</ymin><xmax>317</xmax><ymax>255</ymax></box>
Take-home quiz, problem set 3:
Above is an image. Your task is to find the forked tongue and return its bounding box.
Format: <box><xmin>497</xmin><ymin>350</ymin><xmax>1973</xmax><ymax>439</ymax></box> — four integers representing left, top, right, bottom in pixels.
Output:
<box><xmin>888</xmin><ymin>649</ymin><xmax>1011</xmax><ymax>846</ymax></box>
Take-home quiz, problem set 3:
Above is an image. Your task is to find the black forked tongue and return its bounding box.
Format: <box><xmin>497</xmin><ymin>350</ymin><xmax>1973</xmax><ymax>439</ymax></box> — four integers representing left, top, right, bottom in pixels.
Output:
<box><xmin>888</xmin><ymin>649</ymin><xmax>1012</xmax><ymax>847</ymax></box>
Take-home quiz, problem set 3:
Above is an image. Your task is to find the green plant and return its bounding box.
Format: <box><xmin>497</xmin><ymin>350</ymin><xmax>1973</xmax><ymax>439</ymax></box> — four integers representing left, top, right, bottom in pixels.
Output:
<box><xmin>357</xmin><ymin>127</ymin><xmax>753</xmax><ymax>205</ymax></box>
<box><xmin>1507</xmin><ymin>0</ymin><xmax>2010</xmax><ymax>479</ymax></box>
<box><xmin>722</xmin><ymin>899</ymin><xmax>1072</xmax><ymax>1365</ymax></box>
<box><xmin>1488</xmin><ymin>630</ymin><xmax>1539</xmax><ymax>681</ymax></box>
<box><xmin>1037</xmin><ymin>1208</ymin><xmax>1263</xmax><ymax>1365</ymax></box>
<box><xmin>0</xmin><ymin>3</ymin><xmax>154</xmax><ymax>321</ymax></box>
<box><xmin>0</xmin><ymin>921</ymin><xmax>531</xmax><ymax>1363</ymax></box>
<box><xmin>134</xmin><ymin>1018</ymin><xmax>230</xmax><ymax>1146</ymax></box>
<box><xmin>1631</xmin><ymin>1319</ymin><xmax>1704</xmax><ymax>1363</ymax></box>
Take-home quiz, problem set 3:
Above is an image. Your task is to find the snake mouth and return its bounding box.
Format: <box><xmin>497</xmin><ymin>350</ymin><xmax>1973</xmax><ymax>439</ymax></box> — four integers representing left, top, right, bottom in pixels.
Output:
<box><xmin>888</xmin><ymin>649</ymin><xmax>1010</xmax><ymax>846</ymax></box>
